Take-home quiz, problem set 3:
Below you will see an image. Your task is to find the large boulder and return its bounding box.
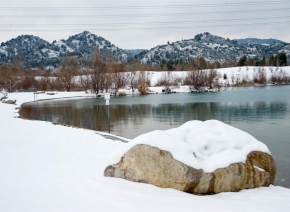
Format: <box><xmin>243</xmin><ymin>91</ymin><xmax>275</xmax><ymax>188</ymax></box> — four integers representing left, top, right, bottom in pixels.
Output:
<box><xmin>105</xmin><ymin>145</ymin><xmax>275</xmax><ymax>194</ymax></box>
<box><xmin>104</xmin><ymin>120</ymin><xmax>276</xmax><ymax>195</ymax></box>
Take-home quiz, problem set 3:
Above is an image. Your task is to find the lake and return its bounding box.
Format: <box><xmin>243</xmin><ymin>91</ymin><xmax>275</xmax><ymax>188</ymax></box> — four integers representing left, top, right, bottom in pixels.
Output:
<box><xmin>20</xmin><ymin>85</ymin><xmax>290</xmax><ymax>188</ymax></box>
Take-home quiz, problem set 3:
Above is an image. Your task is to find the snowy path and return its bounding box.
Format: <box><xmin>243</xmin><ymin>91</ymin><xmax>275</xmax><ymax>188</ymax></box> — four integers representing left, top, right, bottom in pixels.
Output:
<box><xmin>0</xmin><ymin>92</ymin><xmax>290</xmax><ymax>211</ymax></box>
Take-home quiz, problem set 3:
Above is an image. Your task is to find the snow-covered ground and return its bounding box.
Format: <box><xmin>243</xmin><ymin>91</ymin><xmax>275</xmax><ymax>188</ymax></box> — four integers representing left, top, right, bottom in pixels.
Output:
<box><xmin>1</xmin><ymin>92</ymin><xmax>290</xmax><ymax>211</ymax></box>
<box><xmin>33</xmin><ymin>66</ymin><xmax>290</xmax><ymax>96</ymax></box>
<box><xmin>148</xmin><ymin>66</ymin><xmax>290</xmax><ymax>86</ymax></box>
<box><xmin>120</xmin><ymin>66</ymin><xmax>290</xmax><ymax>94</ymax></box>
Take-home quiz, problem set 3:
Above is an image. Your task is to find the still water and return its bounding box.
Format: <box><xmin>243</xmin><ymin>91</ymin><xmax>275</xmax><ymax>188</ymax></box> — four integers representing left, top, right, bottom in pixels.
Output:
<box><xmin>20</xmin><ymin>85</ymin><xmax>290</xmax><ymax>188</ymax></box>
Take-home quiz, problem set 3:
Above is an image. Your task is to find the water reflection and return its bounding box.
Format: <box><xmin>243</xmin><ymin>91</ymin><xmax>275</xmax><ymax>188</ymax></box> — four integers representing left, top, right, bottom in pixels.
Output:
<box><xmin>19</xmin><ymin>87</ymin><xmax>290</xmax><ymax>189</ymax></box>
<box><xmin>20</xmin><ymin>101</ymin><xmax>289</xmax><ymax>138</ymax></box>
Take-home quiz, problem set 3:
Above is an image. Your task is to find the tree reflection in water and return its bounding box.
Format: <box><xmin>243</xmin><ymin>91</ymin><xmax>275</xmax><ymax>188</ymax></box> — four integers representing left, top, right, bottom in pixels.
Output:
<box><xmin>19</xmin><ymin>94</ymin><xmax>290</xmax><ymax>189</ymax></box>
<box><xmin>20</xmin><ymin>101</ymin><xmax>288</xmax><ymax>138</ymax></box>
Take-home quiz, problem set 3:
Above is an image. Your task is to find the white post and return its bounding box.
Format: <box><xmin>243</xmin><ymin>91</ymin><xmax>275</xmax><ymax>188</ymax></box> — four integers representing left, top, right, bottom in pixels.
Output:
<box><xmin>104</xmin><ymin>93</ymin><xmax>111</xmax><ymax>133</ymax></box>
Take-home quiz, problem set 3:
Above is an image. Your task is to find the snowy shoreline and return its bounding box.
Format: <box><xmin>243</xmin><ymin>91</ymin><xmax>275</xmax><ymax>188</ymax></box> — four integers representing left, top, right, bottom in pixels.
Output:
<box><xmin>1</xmin><ymin>92</ymin><xmax>290</xmax><ymax>211</ymax></box>
<box><xmin>16</xmin><ymin>93</ymin><xmax>131</xmax><ymax>142</ymax></box>
<box><xmin>15</xmin><ymin>82</ymin><xmax>288</xmax><ymax>138</ymax></box>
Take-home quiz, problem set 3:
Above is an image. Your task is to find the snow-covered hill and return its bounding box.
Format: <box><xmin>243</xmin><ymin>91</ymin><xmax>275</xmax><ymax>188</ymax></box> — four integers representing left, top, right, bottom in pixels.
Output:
<box><xmin>0</xmin><ymin>35</ymin><xmax>50</xmax><ymax>64</ymax></box>
<box><xmin>135</xmin><ymin>32</ymin><xmax>290</xmax><ymax>64</ymax></box>
<box><xmin>234</xmin><ymin>38</ymin><xmax>284</xmax><ymax>45</ymax></box>
<box><xmin>1</xmin><ymin>31</ymin><xmax>289</xmax><ymax>68</ymax></box>
<box><xmin>0</xmin><ymin>31</ymin><xmax>132</xmax><ymax>67</ymax></box>
<box><xmin>124</xmin><ymin>49</ymin><xmax>146</xmax><ymax>57</ymax></box>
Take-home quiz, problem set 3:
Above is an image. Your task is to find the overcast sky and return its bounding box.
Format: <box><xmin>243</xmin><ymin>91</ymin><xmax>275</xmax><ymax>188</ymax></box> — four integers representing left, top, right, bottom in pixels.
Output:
<box><xmin>0</xmin><ymin>0</ymin><xmax>290</xmax><ymax>49</ymax></box>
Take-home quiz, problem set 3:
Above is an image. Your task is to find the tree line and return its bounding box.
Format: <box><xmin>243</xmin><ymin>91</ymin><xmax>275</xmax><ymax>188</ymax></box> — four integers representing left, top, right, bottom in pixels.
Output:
<box><xmin>238</xmin><ymin>53</ymin><xmax>288</xmax><ymax>67</ymax></box>
<box><xmin>0</xmin><ymin>49</ymin><xmax>152</xmax><ymax>94</ymax></box>
<box><xmin>0</xmin><ymin>48</ymin><xmax>289</xmax><ymax>93</ymax></box>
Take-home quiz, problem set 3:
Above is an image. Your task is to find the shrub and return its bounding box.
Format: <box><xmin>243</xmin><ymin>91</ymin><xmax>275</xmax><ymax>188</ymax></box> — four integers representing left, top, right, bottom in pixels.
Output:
<box><xmin>118</xmin><ymin>92</ymin><xmax>126</xmax><ymax>96</ymax></box>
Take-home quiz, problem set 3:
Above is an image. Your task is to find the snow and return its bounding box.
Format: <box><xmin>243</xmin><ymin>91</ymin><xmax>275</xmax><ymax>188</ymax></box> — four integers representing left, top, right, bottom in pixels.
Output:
<box><xmin>48</xmin><ymin>50</ymin><xmax>59</xmax><ymax>58</ymax></box>
<box><xmin>217</xmin><ymin>66</ymin><xmax>290</xmax><ymax>85</ymax></box>
<box><xmin>106</xmin><ymin>120</ymin><xmax>271</xmax><ymax>173</ymax></box>
<box><xmin>0</xmin><ymin>46</ymin><xmax>8</xmax><ymax>56</ymax></box>
<box><xmin>0</xmin><ymin>92</ymin><xmax>290</xmax><ymax>211</ymax></box>
<box><xmin>254</xmin><ymin>165</ymin><xmax>265</xmax><ymax>172</ymax></box>
<box><xmin>55</xmin><ymin>40</ymin><xmax>74</xmax><ymax>53</ymax></box>
<box><xmin>41</xmin><ymin>48</ymin><xmax>60</xmax><ymax>58</ymax></box>
<box><xmin>72</xmin><ymin>40</ymin><xmax>80</xmax><ymax>48</ymax></box>
<box><xmin>146</xmin><ymin>66</ymin><xmax>290</xmax><ymax>87</ymax></box>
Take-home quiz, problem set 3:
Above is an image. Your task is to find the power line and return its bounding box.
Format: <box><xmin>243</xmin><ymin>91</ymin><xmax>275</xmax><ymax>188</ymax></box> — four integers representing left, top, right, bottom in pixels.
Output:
<box><xmin>0</xmin><ymin>16</ymin><xmax>290</xmax><ymax>27</ymax></box>
<box><xmin>1</xmin><ymin>20</ymin><xmax>289</xmax><ymax>32</ymax></box>
<box><xmin>0</xmin><ymin>0</ymin><xmax>289</xmax><ymax>10</ymax></box>
<box><xmin>1</xmin><ymin>8</ymin><xmax>290</xmax><ymax>18</ymax></box>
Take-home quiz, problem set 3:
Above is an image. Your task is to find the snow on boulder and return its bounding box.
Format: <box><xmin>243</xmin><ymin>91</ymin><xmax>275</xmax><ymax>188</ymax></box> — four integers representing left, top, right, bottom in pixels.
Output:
<box><xmin>2</xmin><ymin>99</ymin><xmax>16</xmax><ymax>104</ymax></box>
<box><xmin>104</xmin><ymin>120</ymin><xmax>276</xmax><ymax>194</ymax></box>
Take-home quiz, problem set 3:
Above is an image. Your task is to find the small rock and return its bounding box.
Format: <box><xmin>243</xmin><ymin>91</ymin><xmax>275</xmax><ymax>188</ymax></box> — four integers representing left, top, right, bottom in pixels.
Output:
<box><xmin>2</xmin><ymin>99</ymin><xmax>16</xmax><ymax>104</ymax></box>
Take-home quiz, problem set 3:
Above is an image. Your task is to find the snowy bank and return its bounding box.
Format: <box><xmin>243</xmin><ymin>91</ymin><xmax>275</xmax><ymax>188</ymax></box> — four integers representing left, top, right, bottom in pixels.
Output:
<box><xmin>148</xmin><ymin>66</ymin><xmax>290</xmax><ymax>86</ymax></box>
<box><xmin>9</xmin><ymin>91</ymin><xmax>93</xmax><ymax>106</ymax></box>
<box><xmin>106</xmin><ymin>120</ymin><xmax>271</xmax><ymax>173</ymax></box>
<box><xmin>0</xmin><ymin>92</ymin><xmax>290</xmax><ymax>211</ymax></box>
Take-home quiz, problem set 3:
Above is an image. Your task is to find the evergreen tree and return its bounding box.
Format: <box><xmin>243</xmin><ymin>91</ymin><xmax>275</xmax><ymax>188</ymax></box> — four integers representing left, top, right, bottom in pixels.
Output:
<box><xmin>261</xmin><ymin>56</ymin><xmax>266</xmax><ymax>66</ymax></box>
<box><xmin>160</xmin><ymin>59</ymin><xmax>166</xmax><ymax>69</ymax></box>
<box><xmin>247</xmin><ymin>58</ymin><xmax>255</xmax><ymax>66</ymax></box>
<box><xmin>166</xmin><ymin>60</ymin><xmax>174</xmax><ymax>70</ymax></box>
<box><xmin>238</xmin><ymin>55</ymin><xmax>247</xmax><ymax>66</ymax></box>
<box><xmin>223</xmin><ymin>73</ymin><xmax>227</xmax><ymax>80</ymax></box>
<box><xmin>274</xmin><ymin>55</ymin><xmax>279</xmax><ymax>66</ymax></box>
<box><xmin>254</xmin><ymin>57</ymin><xmax>260</xmax><ymax>66</ymax></box>
<box><xmin>279</xmin><ymin>52</ymin><xmax>287</xmax><ymax>66</ymax></box>
<box><xmin>269</xmin><ymin>55</ymin><xmax>275</xmax><ymax>66</ymax></box>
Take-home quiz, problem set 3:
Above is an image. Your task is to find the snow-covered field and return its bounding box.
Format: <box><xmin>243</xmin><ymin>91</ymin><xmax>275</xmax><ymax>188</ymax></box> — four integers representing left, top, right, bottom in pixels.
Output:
<box><xmin>1</xmin><ymin>92</ymin><xmax>290</xmax><ymax>211</ymax></box>
<box><xmin>148</xmin><ymin>66</ymin><xmax>290</xmax><ymax>86</ymax></box>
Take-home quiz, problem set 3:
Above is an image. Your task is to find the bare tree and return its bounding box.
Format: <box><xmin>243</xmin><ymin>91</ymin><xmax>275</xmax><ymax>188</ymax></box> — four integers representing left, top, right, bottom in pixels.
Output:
<box><xmin>92</xmin><ymin>49</ymin><xmax>105</xmax><ymax>93</ymax></box>
<box><xmin>137</xmin><ymin>70</ymin><xmax>151</xmax><ymax>95</ymax></box>
<box><xmin>128</xmin><ymin>71</ymin><xmax>138</xmax><ymax>93</ymax></box>
<box><xmin>127</xmin><ymin>59</ymin><xmax>139</xmax><ymax>93</ymax></box>
<box><xmin>79</xmin><ymin>75</ymin><xmax>91</xmax><ymax>91</ymax></box>
<box><xmin>270</xmin><ymin>68</ymin><xmax>290</xmax><ymax>84</ymax></box>
<box><xmin>253</xmin><ymin>67</ymin><xmax>266</xmax><ymax>84</ymax></box>
<box><xmin>56</xmin><ymin>54</ymin><xmax>79</xmax><ymax>92</ymax></box>
<box><xmin>11</xmin><ymin>55</ymin><xmax>24</xmax><ymax>73</ymax></box>
<box><xmin>103</xmin><ymin>72</ymin><xmax>113</xmax><ymax>93</ymax></box>
<box><xmin>111</xmin><ymin>61</ymin><xmax>128</xmax><ymax>92</ymax></box>
<box><xmin>86</xmin><ymin>48</ymin><xmax>107</xmax><ymax>94</ymax></box>
<box><xmin>0</xmin><ymin>62</ymin><xmax>25</xmax><ymax>92</ymax></box>
<box><xmin>186</xmin><ymin>68</ymin><xmax>206</xmax><ymax>90</ymax></box>
<box><xmin>156</xmin><ymin>71</ymin><xmax>174</xmax><ymax>92</ymax></box>
<box><xmin>231</xmin><ymin>72</ymin><xmax>236</xmax><ymax>85</ymax></box>
<box><xmin>185</xmin><ymin>57</ymin><xmax>208</xmax><ymax>71</ymax></box>
<box><xmin>206</xmin><ymin>69</ymin><xmax>218</xmax><ymax>89</ymax></box>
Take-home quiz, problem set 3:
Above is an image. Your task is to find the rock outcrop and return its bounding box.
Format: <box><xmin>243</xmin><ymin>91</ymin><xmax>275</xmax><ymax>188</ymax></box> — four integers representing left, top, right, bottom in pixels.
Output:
<box><xmin>104</xmin><ymin>144</ymin><xmax>276</xmax><ymax>195</ymax></box>
<box><xmin>2</xmin><ymin>99</ymin><xmax>16</xmax><ymax>104</ymax></box>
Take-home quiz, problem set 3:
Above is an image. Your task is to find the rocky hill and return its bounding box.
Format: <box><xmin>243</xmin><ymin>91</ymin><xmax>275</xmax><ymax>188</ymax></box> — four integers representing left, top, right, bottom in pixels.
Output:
<box><xmin>124</xmin><ymin>49</ymin><xmax>146</xmax><ymax>57</ymax></box>
<box><xmin>135</xmin><ymin>32</ymin><xmax>290</xmax><ymax>64</ymax></box>
<box><xmin>0</xmin><ymin>31</ymin><xmax>289</xmax><ymax>68</ymax></box>
<box><xmin>0</xmin><ymin>31</ymin><xmax>131</xmax><ymax>67</ymax></box>
<box><xmin>234</xmin><ymin>38</ymin><xmax>284</xmax><ymax>45</ymax></box>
